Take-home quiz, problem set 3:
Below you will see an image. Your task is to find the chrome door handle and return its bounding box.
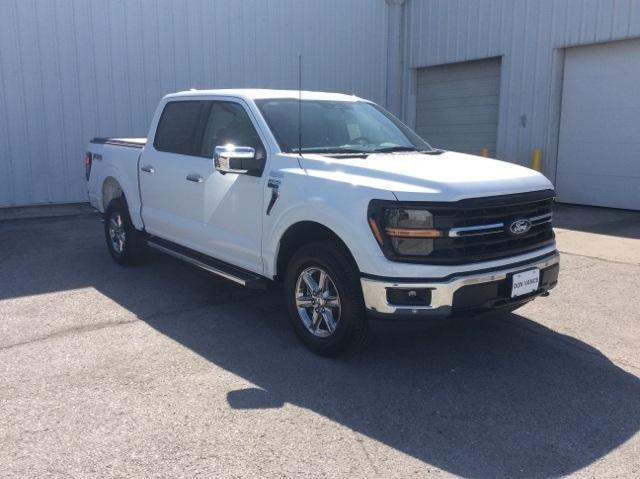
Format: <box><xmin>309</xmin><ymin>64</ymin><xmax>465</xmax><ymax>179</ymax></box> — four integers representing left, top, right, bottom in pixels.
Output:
<box><xmin>186</xmin><ymin>174</ymin><xmax>204</xmax><ymax>183</ymax></box>
<box><xmin>141</xmin><ymin>165</ymin><xmax>155</xmax><ymax>173</ymax></box>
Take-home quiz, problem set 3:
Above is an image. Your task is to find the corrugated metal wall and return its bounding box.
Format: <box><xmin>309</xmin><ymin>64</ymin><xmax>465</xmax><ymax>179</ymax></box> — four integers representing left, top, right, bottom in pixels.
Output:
<box><xmin>4</xmin><ymin>0</ymin><xmax>640</xmax><ymax>206</ymax></box>
<box><xmin>0</xmin><ymin>0</ymin><xmax>388</xmax><ymax>207</ymax></box>
<box><xmin>403</xmin><ymin>0</ymin><xmax>640</xmax><ymax>177</ymax></box>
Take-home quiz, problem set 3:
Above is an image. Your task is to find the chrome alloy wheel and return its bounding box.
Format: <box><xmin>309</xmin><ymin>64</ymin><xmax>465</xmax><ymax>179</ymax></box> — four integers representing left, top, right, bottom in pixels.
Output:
<box><xmin>295</xmin><ymin>267</ymin><xmax>342</xmax><ymax>338</ymax></box>
<box><xmin>108</xmin><ymin>212</ymin><xmax>126</xmax><ymax>255</ymax></box>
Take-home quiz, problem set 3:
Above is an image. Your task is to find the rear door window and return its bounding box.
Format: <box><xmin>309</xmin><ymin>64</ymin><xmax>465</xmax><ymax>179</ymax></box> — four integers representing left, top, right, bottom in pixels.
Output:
<box><xmin>154</xmin><ymin>101</ymin><xmax>205</xmax><ymax>156</ymax></box>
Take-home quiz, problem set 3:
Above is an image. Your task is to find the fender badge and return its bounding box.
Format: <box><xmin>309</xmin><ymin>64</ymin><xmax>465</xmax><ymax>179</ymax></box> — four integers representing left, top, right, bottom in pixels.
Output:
<box><xmin>267</xmin><ymin>178</ymin><xmax>281</xmax><ymax>189</ymax></box>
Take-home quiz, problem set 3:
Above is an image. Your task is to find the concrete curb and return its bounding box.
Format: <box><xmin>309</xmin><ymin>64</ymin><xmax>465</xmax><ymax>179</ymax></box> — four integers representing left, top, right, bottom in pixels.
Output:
<box><xmin>0</xmin><ymin>202</ymin><xmax>96</xmax><ymax>222</ymax></box>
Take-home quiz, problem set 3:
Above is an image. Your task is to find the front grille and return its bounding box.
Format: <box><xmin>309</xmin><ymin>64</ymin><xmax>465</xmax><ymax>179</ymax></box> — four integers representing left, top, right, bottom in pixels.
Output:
<box><xmin>427</xmin><ymin>190</ymin><xmax>555</xmax><ymax>264</ymax></box>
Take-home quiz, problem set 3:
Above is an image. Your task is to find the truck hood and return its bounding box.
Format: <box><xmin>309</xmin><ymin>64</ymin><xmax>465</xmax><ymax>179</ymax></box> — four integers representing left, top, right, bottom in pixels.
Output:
<box><xmin>300</xmin><ymin>150</ymin><xmax>554</xmax><ymax>201</ymax></box>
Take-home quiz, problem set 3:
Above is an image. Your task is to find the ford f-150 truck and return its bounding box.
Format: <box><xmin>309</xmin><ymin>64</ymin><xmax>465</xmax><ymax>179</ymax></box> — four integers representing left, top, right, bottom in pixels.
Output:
<box><xmin>86</xmin><ymin>89</ymin><xmax>559</xmax><ymax>356</ymax></box>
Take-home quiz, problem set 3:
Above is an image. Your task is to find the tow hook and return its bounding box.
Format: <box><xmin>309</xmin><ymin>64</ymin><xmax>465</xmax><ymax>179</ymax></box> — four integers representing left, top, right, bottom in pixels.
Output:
<box><xmin>540</xmin><ymin>291</ymin><xmax>550</xmax><ymax>297</ymax></box>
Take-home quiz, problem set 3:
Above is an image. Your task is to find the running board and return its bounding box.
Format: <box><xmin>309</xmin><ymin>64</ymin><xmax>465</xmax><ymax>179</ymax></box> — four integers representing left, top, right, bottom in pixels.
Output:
<box><xmin>146</xmin><ymin>237</ymin><xmax>268</xmax><ymax>289</ymax></box>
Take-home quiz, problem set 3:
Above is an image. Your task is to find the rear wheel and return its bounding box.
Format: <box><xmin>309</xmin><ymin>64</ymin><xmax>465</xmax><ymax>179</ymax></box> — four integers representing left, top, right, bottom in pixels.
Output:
<box><xmin>104</xmin><ymin>197</ymin><xmax>146</xmax><ymax>265</ymax></box>
<box><xmin>284</xmin><ymin>242</ymin><xmax>367</xmax><ymax>357</ymax></box>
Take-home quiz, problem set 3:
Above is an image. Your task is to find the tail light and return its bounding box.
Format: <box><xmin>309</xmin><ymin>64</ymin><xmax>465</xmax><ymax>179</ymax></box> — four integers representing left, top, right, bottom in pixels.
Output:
<box><xmin>84</xmin><ymin>152</ymin><xmax>92</xmax><ymax>180</ymax></box>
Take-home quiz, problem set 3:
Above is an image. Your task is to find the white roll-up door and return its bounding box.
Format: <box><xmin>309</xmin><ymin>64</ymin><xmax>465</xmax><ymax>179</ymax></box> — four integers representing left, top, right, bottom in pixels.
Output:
<box><xmin>556</xmin><ymin>40</ymin><xmax>640</xmax><ymax>210</ymax></box>
<box><xmin>415</xmin><ymin>58</ymin><xmax>501</xmax><ymax>157</ymax></box>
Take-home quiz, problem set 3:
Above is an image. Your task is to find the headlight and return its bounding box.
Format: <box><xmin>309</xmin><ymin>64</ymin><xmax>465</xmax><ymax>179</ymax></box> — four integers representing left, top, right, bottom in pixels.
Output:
<box><xmin>368</xmin><ymin>201</ymin><xmax>443</xmax><ymax>259</ymax></box>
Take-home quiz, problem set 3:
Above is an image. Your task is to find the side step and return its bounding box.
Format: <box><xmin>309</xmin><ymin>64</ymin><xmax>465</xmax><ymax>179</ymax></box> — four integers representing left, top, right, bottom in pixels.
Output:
<box><xmin>146</xmin><ymin>237</ymin><xmax>268</xmax><ymax>290</ymax></box>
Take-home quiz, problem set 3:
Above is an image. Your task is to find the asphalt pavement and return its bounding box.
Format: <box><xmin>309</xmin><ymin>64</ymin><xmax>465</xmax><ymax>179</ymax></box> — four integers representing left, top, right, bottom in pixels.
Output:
<box><xmin>0</xmin><ymin>205</ymin><xmax>638</xmax><ymax>478</ymax></box>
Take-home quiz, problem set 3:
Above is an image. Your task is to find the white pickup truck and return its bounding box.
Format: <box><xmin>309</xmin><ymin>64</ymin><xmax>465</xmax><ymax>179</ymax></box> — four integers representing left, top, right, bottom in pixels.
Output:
<box><xmin>86</xmin><ymin>89</ymin><xmax>559</xmax><ymax>356</ymax></box>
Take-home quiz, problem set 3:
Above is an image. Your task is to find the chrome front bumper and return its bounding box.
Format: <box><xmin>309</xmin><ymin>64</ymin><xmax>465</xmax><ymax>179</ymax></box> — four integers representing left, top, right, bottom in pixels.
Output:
<box><xmin>360</xmin><ymin>252</ymin><xmax>560</xmax><ymax>318</ymax></box>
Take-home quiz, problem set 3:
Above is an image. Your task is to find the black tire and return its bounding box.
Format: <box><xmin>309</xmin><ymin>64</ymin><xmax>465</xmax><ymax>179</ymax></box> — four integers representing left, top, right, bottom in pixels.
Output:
<box><xmin>284</xmin><ymin>241</ymin><xmax>367</xmax><ymax>357</ymax></box>
<box><xmin>104</xmin><ymin>197</ymin><xmax>147</xmax><ymax>266</ymax></box>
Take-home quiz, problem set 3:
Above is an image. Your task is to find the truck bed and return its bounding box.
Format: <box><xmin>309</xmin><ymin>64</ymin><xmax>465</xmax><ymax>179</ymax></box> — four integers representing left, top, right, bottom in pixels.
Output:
<box><xmin>91</xmin><ymin>137</ymin><xmax>147</xmax><ymax>149</ymax></box>
<box><xmin>86</xmin><ymin>137</ymin><xmax>145</xmax><ymax>225</ymax></box>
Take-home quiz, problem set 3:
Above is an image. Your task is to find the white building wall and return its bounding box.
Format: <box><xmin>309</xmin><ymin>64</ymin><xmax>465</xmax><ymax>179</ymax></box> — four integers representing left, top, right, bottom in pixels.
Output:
<box><xmin>402</xmin><ymin>0</ymin><xmax>640</xmax><ymax>180</ymax></box>
<box><xmin>0</xmin><ymin>0</ymin><xmax>389</xmax><ymax>207</ymax></box>
<box><xmin>3</xmin><ymin>0</ymin><xmax>640</xmax><ymax>207</ymax></box>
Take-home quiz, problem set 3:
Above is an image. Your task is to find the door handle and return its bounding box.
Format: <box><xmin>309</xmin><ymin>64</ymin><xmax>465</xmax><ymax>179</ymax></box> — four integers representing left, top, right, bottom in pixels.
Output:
<box><xmin>141</xmin><ymin>165</ymin><xmax>155</xmax><ymax>173</ymax></box>
<box><xmin>186</xmin><ymin>174</ymin><xmax>204</xmax><ymax>183</ymax></box>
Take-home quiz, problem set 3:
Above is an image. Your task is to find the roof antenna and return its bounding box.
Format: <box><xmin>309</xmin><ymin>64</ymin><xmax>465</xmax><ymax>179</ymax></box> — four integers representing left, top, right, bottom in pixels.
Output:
<box><xmin>298</xmin><ymin>54</ymin><xmax>303</xmax><ymax>157</ymax></box>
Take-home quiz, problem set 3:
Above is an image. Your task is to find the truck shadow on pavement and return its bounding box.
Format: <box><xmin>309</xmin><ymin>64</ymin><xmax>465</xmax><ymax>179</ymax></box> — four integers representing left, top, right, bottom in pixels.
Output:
<box><xmin>147</xmin><ymin>286</ymin><xmax>640</xmax><ymax>478</ymax></box>
<box><xmin>2</xmin><ymin>215</ymin><xmax>640</xmax><ymax>478</ymax></box>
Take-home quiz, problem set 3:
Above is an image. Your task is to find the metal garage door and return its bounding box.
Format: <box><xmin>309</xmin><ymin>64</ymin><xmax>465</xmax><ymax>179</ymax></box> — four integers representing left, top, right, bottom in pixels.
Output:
<box><xmin>556</xmin><ymin>40</ymin><xmax>640</xmax><ymax>210</ymax></box>
<box><xmin>415</xmin><ymin>57</ymin><xmax>501</xmax><ymax>157</ymax></box>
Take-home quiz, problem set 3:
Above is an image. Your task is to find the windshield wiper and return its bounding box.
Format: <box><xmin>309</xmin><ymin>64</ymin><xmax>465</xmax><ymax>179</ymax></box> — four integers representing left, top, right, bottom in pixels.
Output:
<box><xmin>372</xmin><ymin>146</ymin><xmax>445</xmax><ymax>155</ymax></box>
<box><xmin>297</xmin><ymin>147</ymin><xmax>369</xmax><ymax>154</ymax></box>
<box><xmin>371</xmin><ymin>146</ymin><xmax>418</xmax><ymax>153</ymax></box>
<box><xmin>294</xmin><ymin>147</ymin><xmax>370</xmax><ymax>158</ymax></box>
<box><xmin>293</xmin><ymin>145</ymin><xmax>443</xmax><ymax>156</ymax></box>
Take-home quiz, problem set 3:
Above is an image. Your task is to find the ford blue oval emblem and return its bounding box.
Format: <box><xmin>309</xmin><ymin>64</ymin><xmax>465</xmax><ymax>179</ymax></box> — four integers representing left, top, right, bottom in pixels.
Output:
<box><xmin>508</xmin><ymin>218</ymin><xmax>532</xmax><ymax>236</ymax></box>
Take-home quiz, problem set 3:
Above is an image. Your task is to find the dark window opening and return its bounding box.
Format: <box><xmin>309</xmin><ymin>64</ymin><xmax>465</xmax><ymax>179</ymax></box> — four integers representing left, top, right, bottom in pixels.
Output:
<box><xmin>153</xmin><ymin>101</ymin><xmax>204</xmax><ymax>156</ymax></box>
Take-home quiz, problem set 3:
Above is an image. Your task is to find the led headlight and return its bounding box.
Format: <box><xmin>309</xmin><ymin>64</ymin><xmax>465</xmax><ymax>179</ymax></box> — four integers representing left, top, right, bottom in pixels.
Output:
<box><xmin>368</xmin><ymin>201</ymin><xmax>443</xmax><ymax>259</ymax></box>
<box><xmin>384</xmin><ymin>208</ymin><xmax>437</xmax><ymax>255</ymax></box>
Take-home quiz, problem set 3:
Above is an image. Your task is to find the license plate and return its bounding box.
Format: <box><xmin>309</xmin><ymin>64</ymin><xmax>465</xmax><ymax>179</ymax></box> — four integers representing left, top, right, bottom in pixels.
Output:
<box><xmin>511</xmin><ymin>268</ymin><xmax>540</xmax><ymax>298</ymax></box>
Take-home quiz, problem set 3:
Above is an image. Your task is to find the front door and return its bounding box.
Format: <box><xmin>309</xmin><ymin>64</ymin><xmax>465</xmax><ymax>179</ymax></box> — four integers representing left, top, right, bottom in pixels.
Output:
<box><xmin>193</xmin><ymin>99</ymin><xmax>267</xmax><ymax>273</ymax></box>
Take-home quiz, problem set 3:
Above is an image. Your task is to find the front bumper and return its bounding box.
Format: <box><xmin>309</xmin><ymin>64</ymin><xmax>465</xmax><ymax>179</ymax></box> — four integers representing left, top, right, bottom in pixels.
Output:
<box><xmin>361</xmin><ymin>251</ymin><xmax>560</xmax><ymax>318</ymax></box>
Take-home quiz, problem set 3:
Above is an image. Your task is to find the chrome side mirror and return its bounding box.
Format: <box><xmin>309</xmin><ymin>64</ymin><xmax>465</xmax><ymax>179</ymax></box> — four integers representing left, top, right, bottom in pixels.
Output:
<box><xmin>214</xmin><ymin>144</ymin><xmax>263</xmax><ymax>176</ymax></box>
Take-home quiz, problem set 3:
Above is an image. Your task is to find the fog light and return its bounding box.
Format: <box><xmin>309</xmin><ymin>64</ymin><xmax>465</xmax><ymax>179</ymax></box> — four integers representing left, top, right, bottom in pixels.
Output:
<box><xmin>386</xmin><ymin>288</ymin><xmax>432</xmax><ymax>306</ymax></box>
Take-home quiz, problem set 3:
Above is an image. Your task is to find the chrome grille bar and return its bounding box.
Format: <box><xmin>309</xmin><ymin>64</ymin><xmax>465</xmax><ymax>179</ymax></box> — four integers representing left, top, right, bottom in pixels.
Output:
<box><xmin>447</xmin><ymin>212</ymin><xmax>553</xmax><ymax>238</ymax></box>
<box><xmin>530</xmin><ymin>212</ymin><xmax>553</xmax><ymax>225</ymax></box>
<box><xmin>448</xmin><ymin>222</ymin><xmax>504</xmax><ymax>237</ymax></box>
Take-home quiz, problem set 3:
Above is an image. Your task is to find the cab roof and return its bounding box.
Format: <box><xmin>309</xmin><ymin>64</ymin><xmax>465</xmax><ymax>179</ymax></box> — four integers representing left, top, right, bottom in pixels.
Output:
<box><xmin>165</xmin><ymin>88</ymin><xmax>363</xmax><ymax>102</ymax></box>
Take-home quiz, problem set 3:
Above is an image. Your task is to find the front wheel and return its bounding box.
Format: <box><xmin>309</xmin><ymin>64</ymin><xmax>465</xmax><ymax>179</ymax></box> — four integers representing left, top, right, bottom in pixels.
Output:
<box><xmin>284</xmin><ymin>242</ymin><xmax>367</xmax><ymax>357</ymax></box>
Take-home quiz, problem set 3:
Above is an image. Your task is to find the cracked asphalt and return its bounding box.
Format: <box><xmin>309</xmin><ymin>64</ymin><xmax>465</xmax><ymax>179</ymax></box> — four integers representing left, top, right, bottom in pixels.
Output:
<box><xmin>1</xmin><ymin>206</ymin><xmax>639</xmax><ymax>478</ymax></box>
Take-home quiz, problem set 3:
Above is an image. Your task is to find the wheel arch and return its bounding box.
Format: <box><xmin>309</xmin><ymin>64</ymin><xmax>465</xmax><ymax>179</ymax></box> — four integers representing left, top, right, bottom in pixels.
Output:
<box><xmin>275</xmin><ymin>221</ymin><xmax>359</xmax><ymax>281</ymax></box>
<box><xmin>102</xmin><ymin>176</ymin><xmax>125</xmax><ymax>210</ymax></box>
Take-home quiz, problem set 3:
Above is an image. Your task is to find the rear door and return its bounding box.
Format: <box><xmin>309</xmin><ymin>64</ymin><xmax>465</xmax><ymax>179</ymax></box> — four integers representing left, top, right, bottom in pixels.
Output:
<box><xmin>139</xmin><ymin>99</ymin><xmax>209</xmax><ymax>246</ymax></box>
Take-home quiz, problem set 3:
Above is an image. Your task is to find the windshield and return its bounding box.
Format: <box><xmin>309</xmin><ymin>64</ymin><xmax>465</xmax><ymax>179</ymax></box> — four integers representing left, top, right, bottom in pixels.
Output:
<box><xmin>255</xmin><ymin>99</ymin><xmax>432</xmax><ymax>154</ymax></box>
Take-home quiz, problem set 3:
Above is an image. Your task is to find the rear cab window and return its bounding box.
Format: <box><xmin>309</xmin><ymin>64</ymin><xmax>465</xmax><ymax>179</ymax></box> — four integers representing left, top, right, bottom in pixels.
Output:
<box><xmin>153</xmin><ymin>101</ymin><xmax>206</xmax><ymax>156</ymax></box>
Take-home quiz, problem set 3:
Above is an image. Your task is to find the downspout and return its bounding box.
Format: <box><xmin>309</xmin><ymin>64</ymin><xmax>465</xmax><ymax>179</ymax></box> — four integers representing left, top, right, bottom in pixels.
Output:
<box><xmin>385</xmin><ymin>0</ymin><xmax>407</xmax><ymax>119</ymax></box>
